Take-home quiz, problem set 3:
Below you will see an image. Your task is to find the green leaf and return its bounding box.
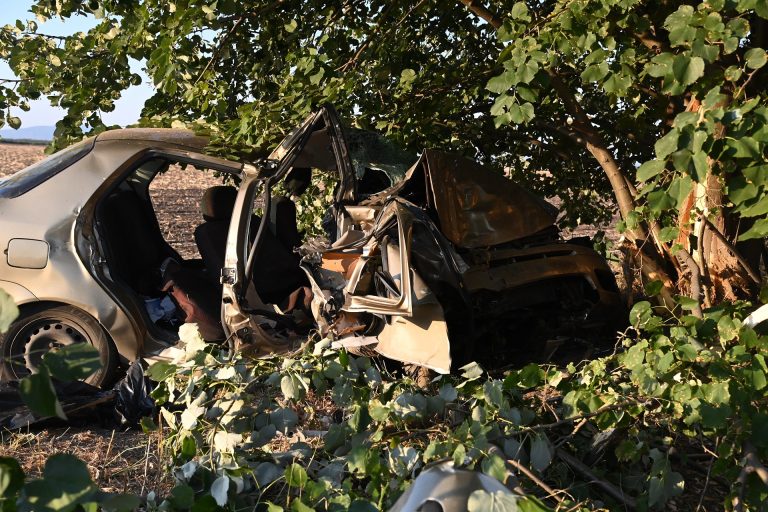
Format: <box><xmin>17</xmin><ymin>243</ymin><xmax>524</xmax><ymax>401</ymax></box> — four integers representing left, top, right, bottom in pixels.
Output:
<box><xmin>637</xmin><ymin>159</ymin><xmax>665</xmax><ymax>181</ymax></box>
<box><xmin>658</xmin><ymin>226</ymin><xmax>679</xmax><ymax>243</ymax></box>
<box><xmin>460</xmin><ymin>361</ymin><xmax>483</xmax><ymax>381</ymax></box>
<box><xmin>581</xmin><ymin>62</ymin><xmax>609</xmax><ymax>83</ymax></box>
<box><xmin>146</xmin><ymin>361</ymin><xmax>177</xmax><ymax>382</ymax></box>
<box><xmin>646</xmin><ymin>53</ymin><xmax>674</xmax><ymax>77</ymax></box>
<box><xmin>19</xmin><ymin>367</ymin><xmax>65</xmax><ymax>419</ymax></box>
<box><xmin>727</xmin><ymin>137</ymin><xmax>762</xmax><ymax>159</ymax></box>
<box><xmin>672</xmin><ymin>55</ymin><xmax>705</xmax><ymax>86</ymax></box>
<box><xmin>23</xmin><ymin>454</ymin><xmax>97</xmax><ymax>511</ymax></box>
<box><xmin>399</xmin><ymin>68</ymin><xmax>416</xmax><ymax>85</ymax></box>
<box><xmin>486</xmin><ymin>71</ymin><xmax>514</xmax><ymax>93</ymax></box>
<box><xmin>717</xmin><ymin>316</ymin><xmax>739</xmax><ymax>341</ymax></box>
<box><xmin>508</xmin><ymin>102</ymin><xmax>535</xmax><ymax>124</ymax></box>
<box><xmin>101</xmin><ymin>493</ymin><xmax>142</xmax><ymax>512</ymax></box>
<box><xmin>745</xmin><ymin>48</ymin><xmax>767</xmax><ymax>69</ymax></box>
<box><xmin>43</xmin><ymin>343</ymin><xmax>101</xmax><ymax>382</ymax></box>
<box><xmin>210</xmin><ymin>476</ymin><xmax>229</xmax><ymax>507</ymax></box>
<box><xmin>668</xmin><ymin>176</ymin><xmax>693</xmax><ymax>208</ymax></box>
<box><xmin>655</xmin><ymin>130</ymin><xmax>680</xmax><ymax>159</ymax></box>
<box><xmin>467</xmin><ymin>490</ymin><xmax>518</xmax><ymax>511</ymax></box>
<box><xmin>0</xmin><ymin>288</ymin><xmax>19</xmax><ymax>332</ymax></box>
<box><xmin>739</xmin><ymin>218</ymin><xmax>768</xmax><ymax>241</ymax></box>
<box><xmin>645</xmin><ymin>279</ymin><xmax>664</xmax><ymax>296</ymax></box>
<box><xmin>510</xmin><ymin>2</ymin><xmax>529</xmax><ymax>20</ymax></box>
<box><xmin>518</xmin><ymin>363</ymin><xmax>543</xmax><ymax>388</ymax></box>
<box><xmin>284</xmin><ymin>463</ymin><xmax>308</xmax><ymax>488</ymax></box>
<box><xmin>530</xmin><ymin>434</ymin><xmax>552</xmax><ymax>472</ymax></box>
<box><xmin>453</xmin><ymin>444</ymin><xmax>467</xmax><ymax>467</ymax></box>
<box><xmin>0</xmin><ymin>457</ymin><xmax>24</xmax><ymax>499</ymax></box>
<box><xmin>647</xmin><ymin>190</ymin><xmax>675</xmax><ymax>213</ymax></box>
<box><xmin>348</xmin><ymin>500</ymin><xmax>378</xmax><ymax>512</ymax></box>
<box><xmin>678</xmin><ymin>296</ymin><xmax>700</xmax><ymax>311</ymax></box>
<box><xmin>169</xmin><ymin>485</ymin><xmax>195</xmax><ymax>509</ymax></box>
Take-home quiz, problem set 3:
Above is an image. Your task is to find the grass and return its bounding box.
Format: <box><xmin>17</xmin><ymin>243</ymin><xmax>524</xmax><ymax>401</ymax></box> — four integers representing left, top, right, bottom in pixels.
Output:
<box><xmin>1</xmin><ymin>426</ymin><xmax>174</xmax><ymax>496</ymax></box>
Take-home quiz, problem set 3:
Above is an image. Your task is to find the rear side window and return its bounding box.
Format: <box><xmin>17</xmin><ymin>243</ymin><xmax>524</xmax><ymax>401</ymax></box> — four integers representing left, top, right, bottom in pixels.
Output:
<box><xmin>0</xmin><ymin>139</ymin><xmax>94</xmax><ymax>198</ymax></box>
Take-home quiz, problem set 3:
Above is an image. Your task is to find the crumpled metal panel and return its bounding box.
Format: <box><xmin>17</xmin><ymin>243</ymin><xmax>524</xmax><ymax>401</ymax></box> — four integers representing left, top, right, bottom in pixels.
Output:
<box><xmin>421</xmin><ymin>150</ymin><xmax>557</xmax><ymax>248</ymax></box>
<box><xmin>388</xmin><ymin>462</ymin><xmax>516</xmax><ymax>512</ymax></box>
<box><xmin>378</xmin><ymin>150</ymin><xmax>558</xmax><ymax>248</ymax></box>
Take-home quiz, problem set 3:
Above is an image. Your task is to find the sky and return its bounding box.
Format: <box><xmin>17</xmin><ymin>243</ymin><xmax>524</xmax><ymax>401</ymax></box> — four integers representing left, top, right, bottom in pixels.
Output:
<box><xmin>1</xmin><ymin>1</ymin><xmax>154</xmax><ymax>128</ymax></box>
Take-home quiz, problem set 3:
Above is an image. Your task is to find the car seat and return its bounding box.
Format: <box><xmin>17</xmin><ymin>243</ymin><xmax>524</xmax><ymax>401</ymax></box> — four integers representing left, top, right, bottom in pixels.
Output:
<box><xmin>100</xmin><ymin>188</ymin><xmax>182</xmax><ymax>295</ymax></box>
<box><xmin>269</xmin><ymin>167</ymin><xmax>311</xmax><ymax>252</ymax></box>
<box><xmin>194</xmin><ymin>185</ymin><xmax>238</xmax><ymax>280</ymax></box>
<box><xmin>195</xmin><ymin>185</ymin><xmax>309</xmax><ymax>306</ymax></box>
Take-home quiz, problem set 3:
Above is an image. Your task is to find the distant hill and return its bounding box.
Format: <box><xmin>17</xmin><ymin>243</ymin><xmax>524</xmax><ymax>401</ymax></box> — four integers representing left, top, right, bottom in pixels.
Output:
<box><xmin>0</xmin><ymin>125</ymin><xmax>54</xmax><ymax>142</ymax></box>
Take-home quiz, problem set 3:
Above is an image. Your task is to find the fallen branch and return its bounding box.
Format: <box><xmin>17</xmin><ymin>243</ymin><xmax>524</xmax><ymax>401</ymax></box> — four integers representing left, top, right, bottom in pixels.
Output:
<box><xmin>557</xmin><ymin>448</ymin><xmax>637</xmax><ymax>510</ymax></box>
<box><xmin>514</xmin><ymin>400</ymin><xmax>643</xmax><ymax>435</ymax></box>
<box><xmin>506</xmin><ymin>457</ymin><xmax>565</xmax><ymax>504</ymax></box>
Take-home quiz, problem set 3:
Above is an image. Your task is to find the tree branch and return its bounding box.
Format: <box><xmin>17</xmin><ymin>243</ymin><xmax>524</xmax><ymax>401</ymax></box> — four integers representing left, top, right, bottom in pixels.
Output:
<box><xmin>505</xmin><ymin>457</ymin><xmax>564</xmax><ymax>503</ymax></box>
<box><xmin>457</xmin><ymin>0</ymin><xmax>503</xmax><ymax>29</ymax></box>
<box><xmin>557</xmin><ymin>448</ymin><xmax>637</xmax><ymax>509</ymax></box>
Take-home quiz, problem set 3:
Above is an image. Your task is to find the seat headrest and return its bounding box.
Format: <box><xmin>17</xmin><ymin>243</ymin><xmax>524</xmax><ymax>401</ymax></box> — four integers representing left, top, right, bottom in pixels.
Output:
<box><xmin>284</xmin><ymin>167</ymin><xmax>311</xmax><ymax>196</ymax></box>
<box><xmin>201</xmin><ymin>186</ymin><xmax>237</xmax><ymax>221</ymax></box>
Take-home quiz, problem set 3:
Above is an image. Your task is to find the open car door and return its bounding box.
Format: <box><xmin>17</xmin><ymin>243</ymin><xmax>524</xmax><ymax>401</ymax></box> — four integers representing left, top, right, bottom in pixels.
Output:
<box><xmin>220</xmin><ymin>105</ymin><xmax>355</xmax><ymax>353</ymax></box>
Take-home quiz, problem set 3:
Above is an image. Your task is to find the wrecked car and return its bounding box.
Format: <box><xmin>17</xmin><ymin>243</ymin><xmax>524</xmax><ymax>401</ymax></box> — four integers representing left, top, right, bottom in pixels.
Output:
<box><xmin>0</xmin><ymin>105</ymin><xmax>623</xmax><ymax>385</ymax></box>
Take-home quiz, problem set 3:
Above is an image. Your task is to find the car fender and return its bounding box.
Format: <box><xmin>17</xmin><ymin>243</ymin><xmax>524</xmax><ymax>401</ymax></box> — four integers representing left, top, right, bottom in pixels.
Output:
<box><xmin>0</xmin><ymin>279</ymin><xmax>37</xmax><ymax>305</ymax></box>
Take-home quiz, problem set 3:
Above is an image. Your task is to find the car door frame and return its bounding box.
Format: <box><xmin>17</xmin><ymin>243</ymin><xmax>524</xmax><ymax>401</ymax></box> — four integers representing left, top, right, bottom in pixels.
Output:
<box><xmin>221</xmin><ymin>105</ymin><xmax>356</xmax><ymax>340</ymax></box>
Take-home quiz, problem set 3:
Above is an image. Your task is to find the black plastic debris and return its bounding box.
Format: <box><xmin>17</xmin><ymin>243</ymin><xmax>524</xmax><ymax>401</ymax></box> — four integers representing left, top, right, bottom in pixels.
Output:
<box><xmin>0</xmin><ymin>379</ymin><xmax>115</xmax><ymax>430</ymax></box>
<box><xmin>0</xmin><ymin>362</ymin><xmax>157</xmax><ymax>430</ymax></box>
<box><xmin>113</xmin><ymin>361</ymin><xmax>156</xmax><ymax>428</ymax></box>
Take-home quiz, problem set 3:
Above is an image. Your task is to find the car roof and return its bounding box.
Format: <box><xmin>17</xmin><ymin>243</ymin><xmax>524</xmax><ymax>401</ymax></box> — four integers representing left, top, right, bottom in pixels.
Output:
<box><xmin>94</xmin><ymin>128</ymin><xmax>209</xmax><ymax>151</ymax></box>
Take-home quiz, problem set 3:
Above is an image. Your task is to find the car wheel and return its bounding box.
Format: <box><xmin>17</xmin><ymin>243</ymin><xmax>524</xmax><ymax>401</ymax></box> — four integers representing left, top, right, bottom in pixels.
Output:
<box><xmin>0</xmin><ymin>305</ymin><xmax>118</xmax><ymax>387</ymax></box>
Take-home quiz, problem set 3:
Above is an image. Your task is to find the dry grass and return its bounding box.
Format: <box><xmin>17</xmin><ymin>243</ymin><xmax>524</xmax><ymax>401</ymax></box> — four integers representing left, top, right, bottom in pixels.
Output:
<box><xmin>0</xmin><ymin>426</ymin><xmax>173</xmax><ymax>496</ymax></box>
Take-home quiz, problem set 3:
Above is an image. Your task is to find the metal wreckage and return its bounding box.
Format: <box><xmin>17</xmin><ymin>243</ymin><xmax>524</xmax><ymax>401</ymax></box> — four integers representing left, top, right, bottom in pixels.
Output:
<box><xmin>0</xmin><ymin>105</ymin><xmax>623</xmax><ymax>386</ymax></box>
<box><xmin>221</xmin><ymin>106</ymin><xmax>625</xmax><ymax>373</ymax></box>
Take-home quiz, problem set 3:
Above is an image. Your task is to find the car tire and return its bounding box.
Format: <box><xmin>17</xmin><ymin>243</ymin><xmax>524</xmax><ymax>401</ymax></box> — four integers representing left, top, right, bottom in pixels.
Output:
<box><xmin>0</xmin><ymin>305</ymin><xmax>118</xmax><ymax>388</ymax></box>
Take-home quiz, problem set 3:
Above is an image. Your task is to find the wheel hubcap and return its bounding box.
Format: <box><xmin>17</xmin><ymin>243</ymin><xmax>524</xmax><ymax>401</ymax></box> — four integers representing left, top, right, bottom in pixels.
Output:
<box><xmin>7</xmin><ymin>318</ymin><xmax>89</xmax><ymax>378</ymax></box>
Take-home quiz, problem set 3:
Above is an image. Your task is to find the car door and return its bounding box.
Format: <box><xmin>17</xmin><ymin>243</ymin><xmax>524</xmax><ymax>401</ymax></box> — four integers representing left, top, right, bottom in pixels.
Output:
<box><xmin>220</xmin><ymin>105</ymin><xmax>355</xmax><ymax>346</ymax></box>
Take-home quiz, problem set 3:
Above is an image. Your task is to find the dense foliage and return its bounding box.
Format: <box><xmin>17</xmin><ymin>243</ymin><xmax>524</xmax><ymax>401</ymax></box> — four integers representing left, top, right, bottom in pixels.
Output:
<box><xmin>2</xmin><ymin>0</ymin><xmax>768</xmax><ymax>510</ymax></box>
<box><xmin>4</xmin><ymin>298</ymin><xmax>768</xmax><ymax>510</ymax></box>
<box><xmin>2</xmin><ymin>0</ymin><xmax>767</xmax><ymax>304</ymax></box>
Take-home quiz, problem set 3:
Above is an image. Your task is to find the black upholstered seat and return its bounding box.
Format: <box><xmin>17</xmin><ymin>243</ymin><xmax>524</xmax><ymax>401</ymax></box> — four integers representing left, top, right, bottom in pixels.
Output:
<box><xmin>100</xmin><ymin>189</ymin><xmax>181</xmax><ymax>295</ymax></box>
<box><xmin>194</xmin><ymin>185</ymin><xmax>308</xmax><ymax>305</ymax></box>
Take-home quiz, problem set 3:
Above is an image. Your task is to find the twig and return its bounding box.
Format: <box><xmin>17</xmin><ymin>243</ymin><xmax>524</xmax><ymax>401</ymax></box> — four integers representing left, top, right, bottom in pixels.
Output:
<box><xmin>506</xmin><ymin>457</ymin><xmax>565</xmax><ymax>504</ymax></box>
<box><xmin>139</xmin><ymin>435</ymin><xmax>152</xmax><ymax>496</ymax></box>
<box><xmin>457</xmin><ymin>0</ymin><xmax>503</xmax><ymax>29</ymax></box>
<box><xmin>695</xmin><ymin>456</ymin><xmax>715</xmax><ymax>512</ymax></box>
<box><xmin>676</xmin><ymin>247</ymin><xmax>703</xmax><ymax>318</ymax></box>
<box><xmin>514</xmin><ymin>401</ymin><xmax>641</xmax><ymax>434</ymax></box>
<box><xmin>557</xmin><ymin>448</ymin><xmax>637</xmax><ymax>510</ymax></box>
<box><xmin>104</xmin><ymin>429</ymin><xmax>116</xmax><ymax>462</ymax></box>
<box><xmin>193</xmin><ymin>15</ymin><xmax>247</xmax><ymax>85</ymax></box>
<box><xmin>194</xmin><ymin>0</ymin><xmax>286</xmax><ymax>85</ymax></box>
<box><xmin>702</xmin><ymin>218</ymin><xmax>761</xmax><ymax>285</ymax></box>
